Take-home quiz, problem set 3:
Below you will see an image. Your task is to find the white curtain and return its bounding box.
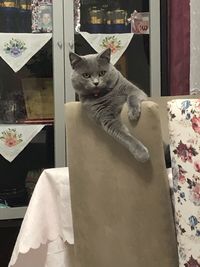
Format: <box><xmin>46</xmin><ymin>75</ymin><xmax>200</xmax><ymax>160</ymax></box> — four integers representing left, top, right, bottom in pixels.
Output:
<box><xmin>190</xmin><ymin>0</ymin><xmax>200</xmax><ymax>93</ymax></box>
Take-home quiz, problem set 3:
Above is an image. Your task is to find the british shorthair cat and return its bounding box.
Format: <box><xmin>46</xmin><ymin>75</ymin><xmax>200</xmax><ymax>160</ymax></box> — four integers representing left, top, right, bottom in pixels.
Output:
<box><xmin>69</xmin><ymin>48</ymin><xmax>149</xmax><ymax>162</ymax></box>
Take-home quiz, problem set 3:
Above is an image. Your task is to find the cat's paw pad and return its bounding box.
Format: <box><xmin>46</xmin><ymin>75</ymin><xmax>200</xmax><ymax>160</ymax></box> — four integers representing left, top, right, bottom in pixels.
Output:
<box><xmin>128</xmin><ymin>106</ymin><xmax>141</xmax><ymax>121</ymax></box>
<box><xmin>134</xmin><ymin>147</ymin><xmax>150</xmax><ymax>163</ymax></box>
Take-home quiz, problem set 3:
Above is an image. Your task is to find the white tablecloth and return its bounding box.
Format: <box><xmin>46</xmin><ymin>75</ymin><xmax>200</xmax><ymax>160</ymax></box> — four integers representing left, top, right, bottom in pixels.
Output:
<box><xmin>9</xmin><ymin>167</ymin><xmax>75</xmax><ymax>267</ymax></box>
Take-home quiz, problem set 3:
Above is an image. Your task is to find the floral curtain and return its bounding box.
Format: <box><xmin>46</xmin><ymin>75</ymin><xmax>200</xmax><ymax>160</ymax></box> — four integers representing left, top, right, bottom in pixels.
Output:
<box><xmin>167</xmin><ymin>0</ymin><xmax>190</xmax><ymax>95</ymax></box>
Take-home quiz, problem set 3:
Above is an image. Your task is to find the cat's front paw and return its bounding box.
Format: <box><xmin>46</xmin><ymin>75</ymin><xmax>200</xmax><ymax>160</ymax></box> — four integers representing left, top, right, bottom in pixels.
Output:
<box><xmin>133</xmin><ymin>146</ymin><xmax>150</xmax><ymax>163</ymax></box>
<box><xmin>128</xmin><ymin>105</ymin><xmax>141</xmax><ymax>121</ymax></box>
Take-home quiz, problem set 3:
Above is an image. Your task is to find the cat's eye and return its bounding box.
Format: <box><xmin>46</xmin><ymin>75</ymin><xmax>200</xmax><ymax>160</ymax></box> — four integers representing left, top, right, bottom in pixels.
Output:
<box><xmin>82</xmin><ymin>73</ymin><xmax>91</xmax><ymax>78</ymax></box>
<box><xmin>99</xmin><ymin>71</ymin><xmax>106</xmax><ymax>77</ymax></box>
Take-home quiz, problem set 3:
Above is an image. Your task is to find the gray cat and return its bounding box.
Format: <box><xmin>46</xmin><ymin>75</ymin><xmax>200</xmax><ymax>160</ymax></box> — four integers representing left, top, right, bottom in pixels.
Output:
<box><xmin>69</xmin><ymin>48</ymin><xmax>149</xmax><ymax>162</ymax></box>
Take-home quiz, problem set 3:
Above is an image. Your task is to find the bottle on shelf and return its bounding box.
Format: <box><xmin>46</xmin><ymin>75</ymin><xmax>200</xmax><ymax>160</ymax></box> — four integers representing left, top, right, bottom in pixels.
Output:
<box><xmin>87</xmin><ymin>6</ymin><xmax>105</xmax><ymax>33</ymax></box>
<box><xmin>79</xmin><ymin>1</ymin><xmax>130</xmax><ymax>34</ymax></box>
<box><xmin>0</xmin><ymin>0</ymin><xmax>4</xmax><ymax>32</ymax></box>
<box><xmin>112</xmin><ymin>9</ymin><xmax>128</xmax><ymax>33</ymax></box>
<box><xmin>105</xmin><ymin>10</ymin><xmax>113</xmax><ymax>33</ymax></box>
<box><xmin>18</xmin><ymin>0</ymin><xmax>31</xmax><ymax>33</ymax></box>
<box><xmin>3</xmin><ymin>0</ymin><xmax>17</xmax><ymax>7</ymax></box>
<box><xmin>1</xmin><ymin>0</ymin><xmax>19</xmax><ymax>32</ymax></box>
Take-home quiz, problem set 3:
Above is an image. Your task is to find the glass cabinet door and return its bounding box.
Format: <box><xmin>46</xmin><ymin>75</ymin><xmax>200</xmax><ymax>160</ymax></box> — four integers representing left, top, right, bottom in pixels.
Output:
<box><xmin>72</xmin><ymin>0</ymin><xmax>160</xmax><ymax>97</ymax></box>
<box><xmin>0</xmin><ymin>0</ymin><xmax>54</xmax><ymax>211</ymax></box>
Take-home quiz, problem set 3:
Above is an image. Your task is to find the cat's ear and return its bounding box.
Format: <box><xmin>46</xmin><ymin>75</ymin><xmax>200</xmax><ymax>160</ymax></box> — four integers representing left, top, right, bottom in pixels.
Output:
<box><xmin>69</xmin><ymin>52</ymin><xmax>83</xmax><ymax>69</ymax></box>
<box><xmin>98</xmin><ymin>48</ymin><xmax>111</xmax><ymax>63</ymax></box>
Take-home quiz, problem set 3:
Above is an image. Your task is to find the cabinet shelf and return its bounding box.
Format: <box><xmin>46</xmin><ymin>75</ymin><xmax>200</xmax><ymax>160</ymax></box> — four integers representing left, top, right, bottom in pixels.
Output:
<box><xmin>0</xmin><ymin>206</ymin><xmax>27</xmax><ymax>220</ymax></box>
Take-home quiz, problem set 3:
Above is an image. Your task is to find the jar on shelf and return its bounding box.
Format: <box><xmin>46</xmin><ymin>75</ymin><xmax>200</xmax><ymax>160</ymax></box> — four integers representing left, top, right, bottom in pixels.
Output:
<box><xmin>113</xmin><ymin>9</ymin><xmax>128</xmax><ymax>33</ymax></box>
<box><xmin>105</xmin><ymin>10</ymin><xmax>113</xmax><ymax>33</ymax></box>
<box><xmin>3</xmin><ymin>0</ymin><xmax>17</xmax><ymax>7</ymax></box>
<box><xmin>18</xmin><ymin>0</ymin><xmax>31</xmax><ymax>33</ymax></box>
<box><xmin>0</xmin><ymin>0</ymin><xmax>4</xmax><ymax>32</ymax></box>
<box><xmin>87</xmin><ymin>7</ymin><xmax>105</xmax><ymax>33</ymax></box>
<box><xmin>19</xmin><ymin>0</ymin><xmax>31</xmax><ymax>10</ymax></box>
<box><xmin>1</xmin><ymin>0</ymin><xmax>19</xmax><ymax>32</ymax></box>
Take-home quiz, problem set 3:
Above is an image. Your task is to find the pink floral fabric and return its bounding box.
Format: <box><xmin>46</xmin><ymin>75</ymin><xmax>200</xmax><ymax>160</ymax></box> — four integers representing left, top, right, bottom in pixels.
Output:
<box><xmin>0</xmin><ymin>128</ymin><xmax>23</xmax><ymax>147</ymax></box>
<box><xmin>168</xmin><ymin>99</ymin><xmax>200</xmax><ymax>267</ymax></box>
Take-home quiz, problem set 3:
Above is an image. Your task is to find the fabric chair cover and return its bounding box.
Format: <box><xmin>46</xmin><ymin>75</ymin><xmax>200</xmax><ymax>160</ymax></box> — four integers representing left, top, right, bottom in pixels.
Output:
<box><xmin>65</xmin><ymin>101</ymin><xmax>178</xmax><ymax>267</ymax></box>
<box><xmin>168</xmin><ymin>99</ymin><xmax>200</xmax><ymax>267</ymax></box>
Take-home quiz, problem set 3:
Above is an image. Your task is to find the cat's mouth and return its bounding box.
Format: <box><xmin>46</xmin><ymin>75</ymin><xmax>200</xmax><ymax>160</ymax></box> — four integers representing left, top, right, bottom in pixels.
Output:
<box><xmin>93</xmin><ymin>89</ymin><xmax>101</xmax><ymax>96</ymax></box>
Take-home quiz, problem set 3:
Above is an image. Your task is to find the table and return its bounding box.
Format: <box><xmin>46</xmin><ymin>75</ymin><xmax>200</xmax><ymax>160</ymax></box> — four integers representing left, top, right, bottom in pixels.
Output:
<box><xmin>8</xmin><ymin>167</ymin><xmax>75</xmax><ymax>267</ymax></box>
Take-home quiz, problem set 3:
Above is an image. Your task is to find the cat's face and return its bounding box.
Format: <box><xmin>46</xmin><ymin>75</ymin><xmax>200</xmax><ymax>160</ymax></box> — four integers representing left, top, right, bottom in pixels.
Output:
<box><xmin>69</xmin><ymin>48</ymin><xmax>118</xmax><ymax>95</ymax></box>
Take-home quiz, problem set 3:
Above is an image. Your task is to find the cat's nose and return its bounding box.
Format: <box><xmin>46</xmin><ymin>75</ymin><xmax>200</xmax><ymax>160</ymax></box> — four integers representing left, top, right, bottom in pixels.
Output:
<box><xmin>94</xmin><ymin>81</ymin><xmax>99</xmax><ymax>86</ymax></box>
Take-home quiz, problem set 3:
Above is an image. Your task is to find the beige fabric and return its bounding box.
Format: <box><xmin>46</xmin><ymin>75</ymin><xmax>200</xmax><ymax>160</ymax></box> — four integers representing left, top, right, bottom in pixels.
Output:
<box><xmin>65</xmin><ymin>101</ymin><xmax>178</xmax><ymax>267</ymax></box>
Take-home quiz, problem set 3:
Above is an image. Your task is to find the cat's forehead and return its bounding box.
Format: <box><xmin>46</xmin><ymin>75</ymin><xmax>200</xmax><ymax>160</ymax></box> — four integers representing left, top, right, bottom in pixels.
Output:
<box><xmin>82</xmin><ymin>53</ymin><xmax>97</xmax><ymax>60</ymax></box>
<box><xmin>82</xmin><ymin>53</ymin><xmax>99</xmax><ymax>66</ymax></box>
<box><xmin>80</xmin><ymin>53</ymin><xmax>108</xmax><ymax>70</ymax></box>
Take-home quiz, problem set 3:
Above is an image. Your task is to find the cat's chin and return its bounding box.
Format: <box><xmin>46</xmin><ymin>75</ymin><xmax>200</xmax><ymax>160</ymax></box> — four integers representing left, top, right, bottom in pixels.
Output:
<box><xmin>87</xmin><ymin>87</ymin><xmax>105</xmax><ymax>94</ymax></box>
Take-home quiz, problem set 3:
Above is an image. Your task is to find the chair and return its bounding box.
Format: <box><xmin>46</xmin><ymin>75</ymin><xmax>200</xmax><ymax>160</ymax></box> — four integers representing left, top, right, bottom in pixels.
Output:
<box><xmin>65</xmin><ymin>101</ymin><xmax>179</xmax><ymax>267</ymax></box>
<box><xmin>149</xmin><ymin>95</ymin><xmax>196</xmax><ymax>145</ymax></box>
<box><xmin>168</xmin><ymin>98</ymin><xmax>200</xmax><ymax>267</ymax></box>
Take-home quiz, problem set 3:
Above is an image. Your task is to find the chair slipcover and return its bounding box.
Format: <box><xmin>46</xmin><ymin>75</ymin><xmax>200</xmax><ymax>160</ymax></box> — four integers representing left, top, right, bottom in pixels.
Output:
<box><xmin>65</xmin><ymin>101</ymin><xmax>178</xmax><ymax>267</ymax></box>
<box><xmin>168</xmin><ymin>99</ymin><xmax>200</xmax><ymax>267</ymax></box>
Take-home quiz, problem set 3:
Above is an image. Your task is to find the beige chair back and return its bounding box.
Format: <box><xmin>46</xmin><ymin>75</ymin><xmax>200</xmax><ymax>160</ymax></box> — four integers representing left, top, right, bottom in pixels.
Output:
<box><xmin>65</xmin><ymin>101</ymin><xmax>178</xmax><ymax>267</ymax></box>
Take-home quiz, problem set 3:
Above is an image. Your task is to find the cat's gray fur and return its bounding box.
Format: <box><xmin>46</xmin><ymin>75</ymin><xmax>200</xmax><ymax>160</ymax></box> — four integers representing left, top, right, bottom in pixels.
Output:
<box><xmin>69</xmin><ymin>48</ymin><xmax>149</xmax><ymax>162</ymax></box>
